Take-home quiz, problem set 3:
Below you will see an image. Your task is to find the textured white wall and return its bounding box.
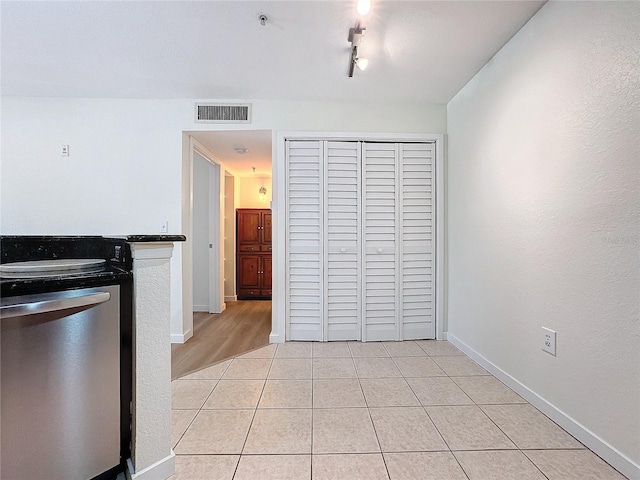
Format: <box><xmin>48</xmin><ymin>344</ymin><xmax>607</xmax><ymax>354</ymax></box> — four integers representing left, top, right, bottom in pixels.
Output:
<box><xmin>447</xmin><ymin>1</ymin><xmax>639</xmax><ymax>474</ymax></box>
<box><xmin>0</xmin><ymin>98</ymin><xmax>188</xmax><ymax>236</ymax></box>
<box><xmin>130</xmin><ymin>243</ymin><xmax>175</xmax><ymax>478</ymax></box>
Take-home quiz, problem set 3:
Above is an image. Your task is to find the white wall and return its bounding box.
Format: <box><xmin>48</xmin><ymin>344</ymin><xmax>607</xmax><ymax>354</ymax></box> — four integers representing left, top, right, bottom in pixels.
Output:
<box><xmin>192</xmin><ymin>151</ymin><xmax>210</xmax><ymax>311</ymax></box>
<box><xmin>0</xmin><ymin>98</ymin><xmax>188</xmax><ymax>235</ymax></box>
<box><xmin>238</xmin><ymin>176</ymin><xmax>272</xmax><ymax>208</ymax></box>
<box><xmin>446</xmin><ymin>1</ymin><xmax>639</xmax><ymax>477</ymax></box>
<box><xmin>0</xmin><ymin>98</ymin><xmax>445</xmax><ymax>235</ymax></box>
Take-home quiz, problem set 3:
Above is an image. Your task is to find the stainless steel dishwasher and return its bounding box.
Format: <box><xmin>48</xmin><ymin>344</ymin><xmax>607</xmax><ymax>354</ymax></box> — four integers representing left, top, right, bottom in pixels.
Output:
<box><xmin>1</xmin><ymin>285</ymin><xmax>121</xmax><ymax>480</ymax></box>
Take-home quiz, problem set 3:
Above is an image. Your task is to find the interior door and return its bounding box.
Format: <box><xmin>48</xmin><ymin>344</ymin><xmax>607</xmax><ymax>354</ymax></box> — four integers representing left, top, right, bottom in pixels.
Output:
<box><xmin>286</xmin><ymin>140</ymin><xmax>324</xmax><ymax>341</ymax></box>
<box><xmin>361</xmin><ymin>143</ymin><xmax>399</xmax><ymax>341</ymax></box>
<box><xmin>324</xmin><ymin>141</ymin><xmax>361</xmax><ymax>341</ymax></box>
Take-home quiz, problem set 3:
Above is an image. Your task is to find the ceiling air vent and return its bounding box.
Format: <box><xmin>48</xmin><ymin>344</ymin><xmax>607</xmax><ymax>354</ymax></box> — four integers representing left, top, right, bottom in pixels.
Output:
<box><xmin>195</xmin><ymin>103</ymin><xmax>251</xmax><ymax>123</ymax></box>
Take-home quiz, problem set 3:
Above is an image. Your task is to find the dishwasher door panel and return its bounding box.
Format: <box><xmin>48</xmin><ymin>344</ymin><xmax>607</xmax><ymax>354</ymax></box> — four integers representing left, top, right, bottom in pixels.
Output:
<box><xmin>1</xmin><ymin>285</ymin><xmax>121</xmax><ymax>480</ymax></box>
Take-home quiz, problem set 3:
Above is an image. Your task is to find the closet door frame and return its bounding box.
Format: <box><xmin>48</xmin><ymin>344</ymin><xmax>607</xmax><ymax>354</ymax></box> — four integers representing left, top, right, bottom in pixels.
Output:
<box><xmin>274</xmin><ymin>132</ymin><xmax>445</xmax><ymax>343</ymax></box>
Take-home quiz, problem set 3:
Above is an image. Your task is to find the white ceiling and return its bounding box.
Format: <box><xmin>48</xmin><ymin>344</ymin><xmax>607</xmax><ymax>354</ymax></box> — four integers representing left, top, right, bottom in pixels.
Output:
<box><xmin>1</xmin><ymin>0</ymin><xmax>545</xmax><ymax>173</ymax></box>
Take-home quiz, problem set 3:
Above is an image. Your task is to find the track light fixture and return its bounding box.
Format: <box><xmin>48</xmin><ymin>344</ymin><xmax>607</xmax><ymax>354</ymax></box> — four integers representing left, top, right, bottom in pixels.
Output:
<box><xmin>348</xmin><ymin>23</ymin><xmax>368</xmax><ymax>77</ymax></box>
<box><xmin>348</xmin><ymin>1</ymin><xmax>371</xmax><ymax>77</ymax></box>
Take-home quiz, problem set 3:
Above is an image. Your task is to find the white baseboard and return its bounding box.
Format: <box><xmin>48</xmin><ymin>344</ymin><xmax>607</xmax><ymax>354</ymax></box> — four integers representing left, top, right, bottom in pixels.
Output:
<box><xmin>171</xmin><ymin>328</ymin><xmax>193</xmax><ymax>344</ymax></box>
<box><xmin>196</xmin><ymin>302</ymin><xmax>227</xmax><ymax>314</ymax></box>
<box><xmin>225</xmin><ymin>295</ymin><xmax>237</xmax><ymax>302</ymax></box>
<box><xmin>446</xmin><ymin>333</ymin><xmax>640</xmax><ymax>480</ymax></box>
<box><xmin>269</xmin><ymin>331</ymin><xmax>284</xmax><ymax>343</ymax></box>
<box><xmin>126</xmin><ymin>451</ymin><xmax>175</xmax><ymax>480</ymax></box>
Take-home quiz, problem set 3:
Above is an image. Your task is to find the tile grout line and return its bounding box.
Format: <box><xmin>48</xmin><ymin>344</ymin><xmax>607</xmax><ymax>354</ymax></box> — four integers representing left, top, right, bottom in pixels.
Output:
<box><xmin>399</xmin><ymin>346</ymin><xmax>472</xmax><ymax>480</ymax></box>
<box><xmin>419</xmin><ymin>346</ymin><xmax>553</xmax><ymax>480</ymax></box>
<box><xmin>230</xmin><ymin>348</ymin><xmax>277</xmax><ymax>479</ymax></box>
<box><xmin>172</xmin><ymin>359</ymin><xmax>233</xmax><ymax>453</ymax></box>
<box><xmin>359</xmin><ymin>344</ymin><xmax>392</xmax><ymax>480</ymax></box>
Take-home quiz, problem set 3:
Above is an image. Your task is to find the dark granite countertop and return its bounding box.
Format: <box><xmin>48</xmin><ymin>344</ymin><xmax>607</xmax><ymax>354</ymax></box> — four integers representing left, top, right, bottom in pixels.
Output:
<box><xmin>1</xmin><ymin>236</ymin><xmax>131</xmax><ymax>297</ymax></box>
<box><xmin>0</xmin><ymin>235</ymin><xmax>186</xmax><ymax>297</ymax></box>
<box><xmin>125</xmin><ymin>235</ymin><xmax>186</xmax><ymax>242</ymax></box>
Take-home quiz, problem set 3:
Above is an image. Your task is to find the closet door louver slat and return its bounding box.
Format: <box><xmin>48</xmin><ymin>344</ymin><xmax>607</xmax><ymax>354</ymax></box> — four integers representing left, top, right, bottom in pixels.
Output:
<box><xmin>324</xmin><ymin>141</ymin><xmax>361</xmax><ymax>341</ymax></box>
<box><xmin>399</xmin><ymin>143</ymin><xmax>435</xmax><ymax>340</ymax></box>
<box><xmin>286</xmin><ymin>141</ymin><xmax>324</xmax><ymax>341</ymax></box>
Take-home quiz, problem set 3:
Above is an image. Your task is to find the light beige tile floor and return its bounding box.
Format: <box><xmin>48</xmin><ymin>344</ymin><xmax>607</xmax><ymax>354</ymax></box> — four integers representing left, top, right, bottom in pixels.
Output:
<box><xmin>170</xmin><ymin>340</ymin><xmax>628</xmax><ymax>480</ymax></box>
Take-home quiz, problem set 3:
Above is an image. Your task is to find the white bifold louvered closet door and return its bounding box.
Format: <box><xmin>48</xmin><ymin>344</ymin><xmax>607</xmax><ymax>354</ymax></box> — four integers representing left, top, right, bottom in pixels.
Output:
<box><xmin>286</xmin><ymin>140</ymin><xmax>435</xmax><ymax>342</ymax></box>
<box><xmin>398</xmin><ymin>143</ymin><xmax>435</xmax><ymax>340</ymax></box>
<box><xmin>286</xmin><ymin>141</ymin><xmax>324</xmax><ymax>341</ymax></box>
<box><xmin>325</xmin><ymin>142</ymin><xmax>361</xmax><ymax>341</ymax></box>
<box><xmin>362</xmin><ymin>143</ymin><xmax>398</xmax><ymax>341</ymax></box>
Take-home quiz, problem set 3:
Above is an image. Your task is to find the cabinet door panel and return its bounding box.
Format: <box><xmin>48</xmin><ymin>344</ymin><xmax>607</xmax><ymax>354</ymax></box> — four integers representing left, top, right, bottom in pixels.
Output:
<box><xmin>238</xmin><ymin>255</ymin><xmax>260</xmax><ymax>289</ymax></box>
<box><xmin>237</xmin><ymin>210</ymin><xmax>261</xmax><ymax>247</ymax></box>
<box><xmin>262</xmin><ymin>255</ymin><xmax>272</xmax><ymax>291</ymax></box>
<box><xmin>262</xmin><ymin>212</ymin><xmax>272</xmax><ymax>245</ymax></box>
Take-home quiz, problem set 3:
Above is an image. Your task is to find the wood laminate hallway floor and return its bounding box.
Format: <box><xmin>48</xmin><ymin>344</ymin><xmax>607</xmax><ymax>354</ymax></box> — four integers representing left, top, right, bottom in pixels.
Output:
<box><xmin>171</xmin><ymin>300</ymin><xmax>272</xmax><ymax>380</ymax></box>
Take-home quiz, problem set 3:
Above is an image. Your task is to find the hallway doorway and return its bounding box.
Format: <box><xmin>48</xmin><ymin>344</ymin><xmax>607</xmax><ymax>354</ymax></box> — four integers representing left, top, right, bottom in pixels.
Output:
<box><xmin>176</xmin><ymin>129</ymin><xmax>274</xmax><ymax>378</ymax></box>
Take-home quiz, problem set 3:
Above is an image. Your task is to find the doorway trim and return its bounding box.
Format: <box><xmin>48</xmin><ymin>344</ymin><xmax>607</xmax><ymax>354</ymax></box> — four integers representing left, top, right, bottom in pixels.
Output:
<box><xmin>273</xmin><ymin>131</ymin><xmax>445</xmax><ymax>343</ymax></box>
<box><xmin>178</xmin><ymin>136</ymin><xmax>226</xmax><ymax>343</ymax></box>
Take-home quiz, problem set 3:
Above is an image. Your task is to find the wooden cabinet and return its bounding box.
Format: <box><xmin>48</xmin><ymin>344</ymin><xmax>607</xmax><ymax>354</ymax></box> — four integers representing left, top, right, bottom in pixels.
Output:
<box><xmin>237</xmin><ymin>209</ymin><xmax>272</xmax><ymax>299</ymax></box>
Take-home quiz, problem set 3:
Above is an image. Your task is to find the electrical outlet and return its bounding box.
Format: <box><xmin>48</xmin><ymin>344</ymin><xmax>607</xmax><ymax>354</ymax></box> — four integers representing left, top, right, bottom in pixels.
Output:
<box><xmin>160</xmin><ymin>221</ymin><xmax>168</xmax><ymax>233</ymax></box>
<box><xmin>61</xmin><ymin>144</ymin><xmax>70</xmax><ymax>157</ymax></box>
<box><xmin>542</xmin><ymin>327</ymin><xmax>556</xmax><ymax>356</ymax></box>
